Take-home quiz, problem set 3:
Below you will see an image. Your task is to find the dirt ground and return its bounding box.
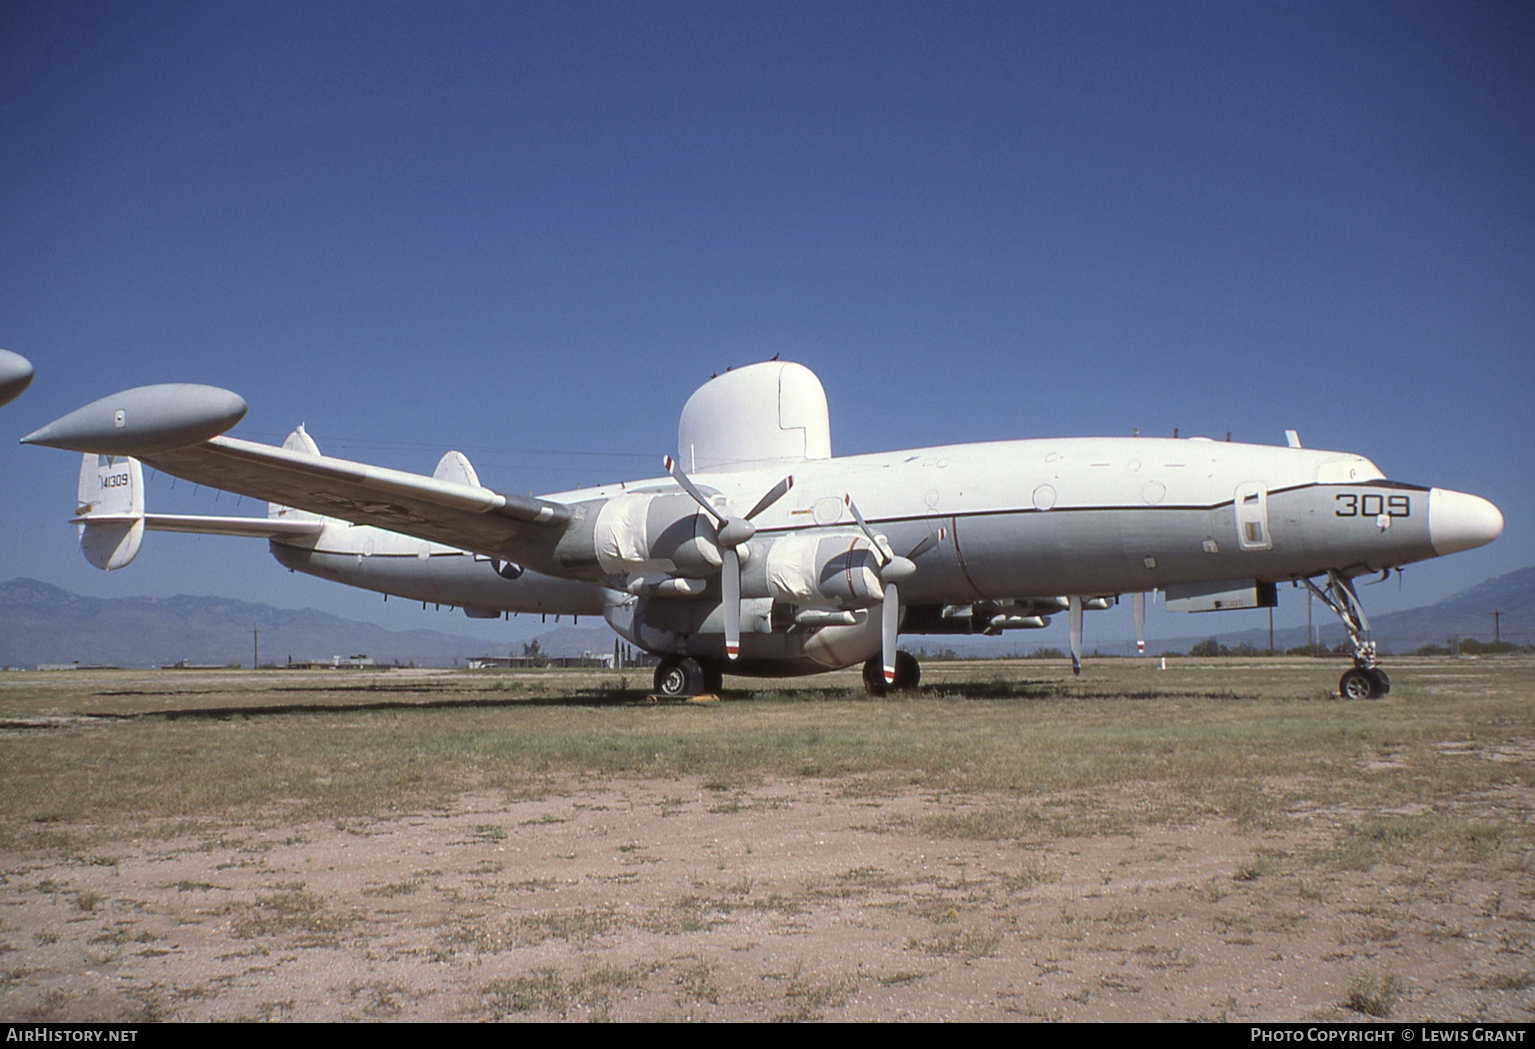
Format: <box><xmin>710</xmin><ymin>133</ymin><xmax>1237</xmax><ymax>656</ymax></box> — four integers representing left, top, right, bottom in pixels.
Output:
<box><xmin>2</xmin><ymin>775</ymin><xmax>1531</xmax><ymax>1022</ymax></box>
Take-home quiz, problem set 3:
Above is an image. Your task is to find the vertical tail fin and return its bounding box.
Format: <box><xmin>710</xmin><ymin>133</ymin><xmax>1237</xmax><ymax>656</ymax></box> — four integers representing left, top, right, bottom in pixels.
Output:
<box><xmin>432</xmin><ymin>450</ymin><xmax>481</xmax><ymax>487</ymax></box>
<box><xmin>76</xmin><ymin>454</ymin><xmax>145</xmax><ymax>570</ymax></box>
<box><xmin>267</xmin><ymin>424</ymin><xmax>324</xmax><ymax>524</ymax></box>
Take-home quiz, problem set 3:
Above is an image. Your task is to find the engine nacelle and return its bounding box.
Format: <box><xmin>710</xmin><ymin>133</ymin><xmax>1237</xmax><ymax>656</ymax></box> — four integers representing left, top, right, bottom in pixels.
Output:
<box><xmin>762</xmin><ymin>531</ymin><xmax>885</xmax><ymax>609</ymax></box>
<box><xmin>590</xmin><ymin>492</ymin><xmax>724</xmax><ymax>578</ymax></box>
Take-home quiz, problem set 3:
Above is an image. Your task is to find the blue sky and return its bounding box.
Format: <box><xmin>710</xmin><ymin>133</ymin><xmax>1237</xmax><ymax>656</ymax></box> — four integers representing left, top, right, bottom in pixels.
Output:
<box><xmin>2</xmin><ymin>1</ymin><xmax>1530</xmax><ymax>648</ymax></box>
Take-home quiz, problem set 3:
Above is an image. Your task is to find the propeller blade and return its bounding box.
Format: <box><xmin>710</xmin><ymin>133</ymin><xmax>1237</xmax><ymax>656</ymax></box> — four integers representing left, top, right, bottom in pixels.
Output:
<box><xmin>1068</xmin><ymin>595</ymin><xmax>1083</xmax><ymax>675</ymax></box>
<box><xmin>744</xmin><ymin>475</ymin><xmax>794</xmax><ymax>521</ymax></box>
<box><xmin>722</xmin><ymin>546</ymin><xmax>741</xmax><ymax>660</ymax></box>
<box><xmin>882</xmin><ymin>582</ymin><xmax>899</xmax><ymax>684</ymax></box>
<box><xmin>1132</xmin><ymin>592</ymin><xmax>1146</xmax><ymax>656</ymax></box>
<box><xmin>844</xmin><ymin>496</ymin><xmax>891</xmax><ymax>564</ymax></box>
<box><xmin>905</xmin><ymin>528</ymin><xmax>944</xmax><ymax>561</ymax></box>
<box><xmin>663</xmin><ymin>455</ymin><xmax>726</xmax><ymax>526</ymax></box>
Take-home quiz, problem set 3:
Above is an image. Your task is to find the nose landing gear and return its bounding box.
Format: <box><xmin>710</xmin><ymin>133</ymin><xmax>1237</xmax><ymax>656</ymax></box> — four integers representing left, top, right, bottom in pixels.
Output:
<box><xmin>1339</xmin><ymin>666</ymin><xmax>1391</xmax><ymax>700</ymax></box>
<box><xmin>1303</xmin><ymin>570</ymin><xmax>1391</xmax><ymax>699</ymax></box>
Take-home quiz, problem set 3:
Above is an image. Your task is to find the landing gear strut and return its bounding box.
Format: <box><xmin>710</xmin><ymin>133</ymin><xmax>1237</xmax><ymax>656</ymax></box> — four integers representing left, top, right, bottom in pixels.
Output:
<box><xmin>1303</xmin><ymin>570</ymin><xmax>1391</xmax><ymax>700</ymax></box>
<box><xmin>863</xmin><ymin>651</ymin><xmax>920</xmax><ymax>694</ymax></box>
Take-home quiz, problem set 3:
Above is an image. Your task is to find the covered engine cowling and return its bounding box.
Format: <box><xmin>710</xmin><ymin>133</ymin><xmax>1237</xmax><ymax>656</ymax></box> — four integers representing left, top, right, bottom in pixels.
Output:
<box><xmin>590</xmin><ymin>492</ymin><xmax>724</xmax><ymax>577</ymax></box>
<box><xmin>762</xmin><ymin>531</ymin><xmax>885</xmax><ymax>609</ymax></box>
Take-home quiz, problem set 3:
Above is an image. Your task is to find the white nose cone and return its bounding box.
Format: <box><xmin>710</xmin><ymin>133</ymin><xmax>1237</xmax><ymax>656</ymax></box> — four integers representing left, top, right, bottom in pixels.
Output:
<box><xmin>1429</xmin><ymin>489</ymin><xmax>1504</xmax><ymax>556</ymax></box>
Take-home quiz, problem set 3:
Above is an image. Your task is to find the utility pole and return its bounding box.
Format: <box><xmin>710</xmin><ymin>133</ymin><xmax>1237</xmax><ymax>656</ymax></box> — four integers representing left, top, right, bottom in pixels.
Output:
<box><xmin>1491</xmin><ymin>609</ymin><xmax>1501</xmax><ymax>644</ymax></box>
<box><xmin>253</xmin><ymin>624</ymin><xmax>260</xmax><ymax>670</ymax></box>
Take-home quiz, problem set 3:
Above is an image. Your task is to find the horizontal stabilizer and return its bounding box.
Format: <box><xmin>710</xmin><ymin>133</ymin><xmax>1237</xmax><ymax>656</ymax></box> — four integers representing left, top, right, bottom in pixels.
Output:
<box><xmin>86</xmin><ymin>514</ymin><xmax>323</xmax><ymax>539</ymax></box>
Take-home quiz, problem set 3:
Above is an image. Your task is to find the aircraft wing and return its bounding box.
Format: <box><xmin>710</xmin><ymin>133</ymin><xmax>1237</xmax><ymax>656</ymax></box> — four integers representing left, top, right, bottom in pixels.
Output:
<box><xmin>23</xmin><ymin>384</ymin><xmax>575</xmax><ymax>562</ymax></box>
<box><xmin>139</xmin><ymin>436</ymin><xmax>572</xmax><ymax>559</ymax></box>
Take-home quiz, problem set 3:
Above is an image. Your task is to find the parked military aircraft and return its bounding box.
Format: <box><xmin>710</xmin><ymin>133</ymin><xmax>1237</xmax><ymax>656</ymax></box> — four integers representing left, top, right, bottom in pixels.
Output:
<box><xmin>23</xmin><ymin>361</ymin><xmax>1503</xmax><ymax>698</ymax></box>
<box><xmin>0</xmin><ymin>350</ymin><xmax>33</xmax><ymax>408</ymax></box>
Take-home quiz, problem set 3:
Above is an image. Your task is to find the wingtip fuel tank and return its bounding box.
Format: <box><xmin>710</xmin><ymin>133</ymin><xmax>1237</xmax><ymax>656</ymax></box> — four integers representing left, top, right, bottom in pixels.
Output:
<box><xmin>21</xmin><ymin>384</ymin><xmax>247</xmax><ymax>454</ymax></box>
<box><xmin>0</xmin><ymin>350</ymin><xmax>34</xmax><ymax>408</ymax></box>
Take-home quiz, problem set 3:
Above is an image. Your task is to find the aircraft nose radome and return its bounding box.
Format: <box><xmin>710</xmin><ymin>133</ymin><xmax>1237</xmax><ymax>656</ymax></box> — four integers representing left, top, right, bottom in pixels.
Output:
<box><xmin>1429</xmin><ymin>489</ymin><xmax>1504</xmax><ymax>556</ymax></box>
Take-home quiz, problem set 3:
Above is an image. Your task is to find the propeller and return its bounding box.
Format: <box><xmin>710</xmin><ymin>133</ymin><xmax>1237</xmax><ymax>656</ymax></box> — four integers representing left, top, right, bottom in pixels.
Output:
<box><xmin>1068</xmin><ymin>595</ymin><xmax>1083</xmax><ymax>675</ymax></box>
<box><xmin>845</xmin><ymin>495</ymin><xmax>944</xmax><ymax>685</ymax></box>
<box><xmin>663</xmin><ymin>456</ymin><xmax>794</xmax><ymax>660</ymax></box>
<box><xmin>1132</xmin><ymin>591</ymin><xmax>1146</xmax><ymax>655</ymax></box>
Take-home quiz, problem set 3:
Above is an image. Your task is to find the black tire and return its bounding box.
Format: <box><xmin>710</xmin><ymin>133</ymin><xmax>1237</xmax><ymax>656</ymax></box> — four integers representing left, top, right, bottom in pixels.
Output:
<box><xmin>1340</xmin><ymin>667</ymin><xmax>1381</xmax><ymax>700</ymax></box>
<box><xmin>864</xmin><ymin>652</ymin><xmax>921</xmax><ymax>694</ymax></box>
<box><xmin>862</xmin><ymin>657</ymin><xmax>890</xmax><ymax>695</ymax></box>
<box><xmin>655</xmin><ymin>657</ymin><xmax>706</xmax><ymax>697</ymax></box>
<box><xmin>702</xmin><ymin>663</ymin><xmax>724</xmax><ymax>695</ymax></box>
<box><xmin>1366</xmin><ymin>667</ymin><xmax>1390</xmax><ymax>696</ymax></box>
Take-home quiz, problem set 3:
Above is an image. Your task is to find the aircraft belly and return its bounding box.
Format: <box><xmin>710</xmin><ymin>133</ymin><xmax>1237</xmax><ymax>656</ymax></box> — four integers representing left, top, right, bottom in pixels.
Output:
<box><xmin>1117</xmin><ymin>507</ymin><xmax>1218</xmax><ymax>588</ymax></box>
<box><xmin>271</xmin><ymin>544</ymin><xmax>611</xmax><ymax>616</ymax></box>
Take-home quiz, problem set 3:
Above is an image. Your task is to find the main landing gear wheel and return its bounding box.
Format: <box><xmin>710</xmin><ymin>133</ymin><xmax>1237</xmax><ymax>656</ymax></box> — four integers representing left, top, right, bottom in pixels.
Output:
<box><xmin>863</xmin><ymin>651</ymin><xmax>920</xmax><ymax>694</ymax></box>
<box><xmin>654</xmin><ymin>656</ymin><xmax>706</xmax><ymax>698</ymax></box>
<box><xmin>1339</xmin><ymin>666</ymin><xmax>1390</xmax><ymax>700</ymax></box>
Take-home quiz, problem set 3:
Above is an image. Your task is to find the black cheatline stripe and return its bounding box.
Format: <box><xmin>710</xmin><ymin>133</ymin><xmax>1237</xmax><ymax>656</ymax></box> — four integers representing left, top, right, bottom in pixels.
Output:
<box><xmin>752</xmin><ymin>479</ymin><xmax>1426</xmax><ymax>534</ymax></box>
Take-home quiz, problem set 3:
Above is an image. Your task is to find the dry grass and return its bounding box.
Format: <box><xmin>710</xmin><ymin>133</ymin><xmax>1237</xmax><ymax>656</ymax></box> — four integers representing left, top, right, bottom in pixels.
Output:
<box><xmin>3</xmin><ymin>659</ymin><xmax>1533</xmax><ymax>860</ymax></box>
<box><xmin>1</xmin><ymin>656</ymin><xmax>1532</xmax><ymax>1021</ymax></box>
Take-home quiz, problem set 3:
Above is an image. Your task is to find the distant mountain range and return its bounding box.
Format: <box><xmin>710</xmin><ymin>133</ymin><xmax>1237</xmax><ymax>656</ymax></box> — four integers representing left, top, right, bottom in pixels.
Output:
<box><xmin>913</xmin><ymin>567</ymin><xmax>1535</xmax><ymax>658</ymax></box>
<box><xmin>0</xmin><ymin>579</ymin><xmax>615</xmax><ymax>669</ymax></box>
<box><xmin>2</xmin><ymin>567</ymin><xmax>1530</xmax><ymax>669</ymax></box>
<box><xmin>1182</xmin><ymin>566</ymin><xmax>1535</xmax><ymax>655</ymax></box>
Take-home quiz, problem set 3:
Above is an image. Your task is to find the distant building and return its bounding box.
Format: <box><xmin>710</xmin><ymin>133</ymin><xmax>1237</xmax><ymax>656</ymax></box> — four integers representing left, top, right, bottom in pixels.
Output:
<box><xmin>280</xmin><ymin>654</ymin><xmax>380</xmax><ymax>670</ymax></box>
<box><xmin>467</xmin><ymin>653</ymin><xmax>614</xmax><ymax>669</ymax></box>
<box><xmin>36</xmin><ymin>662</ymin><xmax>123</xmax><ymax>671</ymax></box>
